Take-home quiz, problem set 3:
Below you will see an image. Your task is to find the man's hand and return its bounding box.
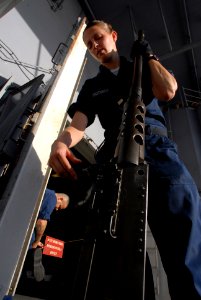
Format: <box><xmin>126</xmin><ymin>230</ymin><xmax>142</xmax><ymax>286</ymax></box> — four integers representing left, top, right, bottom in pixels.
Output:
<box><xmin>48</xmin><ymin>112</ymin><xmax>87</xmax><ymax>178</ymax></box>
<box><xmin>32</xmin><ymin>241</ymin><xmax>44</xmax><ymax>249</ymax></box>
<box><xmin>130</xmin><ymin>39</ymin><xmax>153</xmax><ymax>60</ymax></box>
<box><xmin>48</xmin><ymin>140</ymin><xmax>82</xmax><ymax>179</ymax></box>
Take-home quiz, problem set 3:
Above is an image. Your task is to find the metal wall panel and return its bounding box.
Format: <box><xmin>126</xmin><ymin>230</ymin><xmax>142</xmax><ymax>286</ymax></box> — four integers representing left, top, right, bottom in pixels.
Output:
<box><xmin>0</xmin><ymin>18</ymin><xmax>87</xmax><ymax>299</ymax></box>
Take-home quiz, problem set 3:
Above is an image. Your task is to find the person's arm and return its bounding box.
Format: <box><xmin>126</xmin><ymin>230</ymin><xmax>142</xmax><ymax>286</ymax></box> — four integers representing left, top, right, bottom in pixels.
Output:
<box><xmin>31</xmin><ymin>219</ymin><xmax>47</xmax><ymax>249</ymax></box>
<box><xmin>131</xmin><ymin>39</ymin><xmax>178</xmax><ymax>102</ymax></box>
<box><xmin>148</xmin><ymin>59</ymin><xmax>178</xmax><ymax>101</ymax></box>
<box><xmin>48</xmin><ymin>111</ymin><xmax>88</xmax><ymax>178</ymax></box>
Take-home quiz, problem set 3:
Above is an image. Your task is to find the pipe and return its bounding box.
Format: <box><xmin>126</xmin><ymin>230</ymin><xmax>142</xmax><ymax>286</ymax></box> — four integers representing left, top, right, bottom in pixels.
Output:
<box><xmin>157</xmin><ymin>0</ymin><xmax>173</xmax><ymax>51</ymax></box>
<box><xmin>160</xmin><ymin>39</ymin><xmax>201</xmax><ymax>61</ymax></box>
<box><xmin>182</xmin><ymin>0</ymin><xmax>200</xmax><ymax>91</ymax></box>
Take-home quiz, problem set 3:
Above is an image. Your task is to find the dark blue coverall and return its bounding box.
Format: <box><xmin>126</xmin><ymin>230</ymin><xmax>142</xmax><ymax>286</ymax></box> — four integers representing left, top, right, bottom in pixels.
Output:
<box><xmin>145</xmin><ymin>99</ymin><xmax>201</xmax><ymax>299</ymax></box>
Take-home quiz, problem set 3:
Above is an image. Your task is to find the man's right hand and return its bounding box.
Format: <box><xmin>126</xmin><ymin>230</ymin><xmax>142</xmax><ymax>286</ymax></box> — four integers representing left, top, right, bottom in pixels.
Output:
<box><xmin>130</xmin><ymin>38</ymin><xmax>153</xmax><ymax>60</ymax></box>
<box><xmin>32</xmin><ymin>241</ymin><xmax>44</xmax><ymax>249</ymax></box>
<box><xmin>48</xmin><ymin>139</ymin><xmax>82</xmax><ymax>179</ymax></box>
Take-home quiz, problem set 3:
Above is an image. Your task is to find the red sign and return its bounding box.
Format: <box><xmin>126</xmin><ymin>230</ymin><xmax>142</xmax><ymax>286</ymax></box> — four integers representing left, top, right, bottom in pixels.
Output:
<box><xmin>43</xmin><ymin>236</ymin><xmax>64</xmax><ymax>258</ymax></box>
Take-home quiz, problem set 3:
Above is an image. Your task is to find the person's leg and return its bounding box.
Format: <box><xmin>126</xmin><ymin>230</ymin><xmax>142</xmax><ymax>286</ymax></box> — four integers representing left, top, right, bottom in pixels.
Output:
<box><xmin>146</xmin><ymin>135</ymin><xmax>201</xmax><ymax>299</ymax></box>
<box><xmin>33</xmin><ymin>248</ymin><xmax>45</xmax><ymax>282</ymax></box>
<box><xmin>148</xmin><ymin>191</ymin><xmax>201</xmax><ymax>299</ymax></box>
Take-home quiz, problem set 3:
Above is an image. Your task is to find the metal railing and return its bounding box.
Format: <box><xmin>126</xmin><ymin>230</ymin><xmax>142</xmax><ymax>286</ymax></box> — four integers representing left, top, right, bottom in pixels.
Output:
<box><xmin>182</xmin><ymin>87</ymin><xmax>201</xmax><ymax>108</ymax></box>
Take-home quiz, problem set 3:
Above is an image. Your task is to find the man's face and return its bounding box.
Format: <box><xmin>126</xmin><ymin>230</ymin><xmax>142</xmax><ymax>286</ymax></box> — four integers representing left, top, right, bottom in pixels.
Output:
<box><xmin>83</xmin><ymin>25</ymin><xmax>117</xmax><ymax>64</ymax></box>
<box><xmin>55</xmin><ymin>198</ymin><xmax>68</xmax><ymax>210</ymax></box>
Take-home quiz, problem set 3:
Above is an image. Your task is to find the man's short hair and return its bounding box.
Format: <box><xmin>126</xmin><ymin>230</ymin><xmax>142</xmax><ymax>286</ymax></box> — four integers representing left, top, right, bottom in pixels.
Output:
<box><xmin>56</xmin><ymin>193</ymin><xmax>70</xmax><ymax>209</ymax></box>
<box><xmin>84</xmin><ymin>20</ymin><xmax>114</xmax><ymax>34</ymax></box>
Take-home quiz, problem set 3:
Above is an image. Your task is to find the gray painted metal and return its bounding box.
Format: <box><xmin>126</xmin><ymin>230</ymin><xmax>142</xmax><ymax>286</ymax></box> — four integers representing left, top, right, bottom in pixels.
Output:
<box><xmin>0</xmin><ymin>0</ymin><xmax>23</xmax><ymax>18</ymax></box>
<box><xmin>0</xmin><ymin>18</ymin><xmax>87</xmax><ymax>299</ymax></box>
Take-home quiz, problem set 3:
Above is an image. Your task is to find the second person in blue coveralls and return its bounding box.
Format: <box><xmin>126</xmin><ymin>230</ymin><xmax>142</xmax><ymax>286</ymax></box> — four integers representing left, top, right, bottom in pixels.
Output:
<box><xmin>29</xmin><ymin>188</ymin><xmax>69</xmax><ymax>282</ymax></box>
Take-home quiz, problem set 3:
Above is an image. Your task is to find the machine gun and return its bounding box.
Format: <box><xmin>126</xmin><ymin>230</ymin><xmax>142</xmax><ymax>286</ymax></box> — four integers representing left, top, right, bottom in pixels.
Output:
<box><xmin>70</xmin><ymin>30</ymin><xmax>149</xmax><ymax>300</ymax></box>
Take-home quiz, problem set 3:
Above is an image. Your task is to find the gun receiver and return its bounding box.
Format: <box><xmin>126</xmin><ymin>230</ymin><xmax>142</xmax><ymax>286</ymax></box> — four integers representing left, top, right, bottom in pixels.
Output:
<box><xmin>108</xmin><ymin>29</ymin><xmax>148</xmax><ymax>299</ymax></box>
